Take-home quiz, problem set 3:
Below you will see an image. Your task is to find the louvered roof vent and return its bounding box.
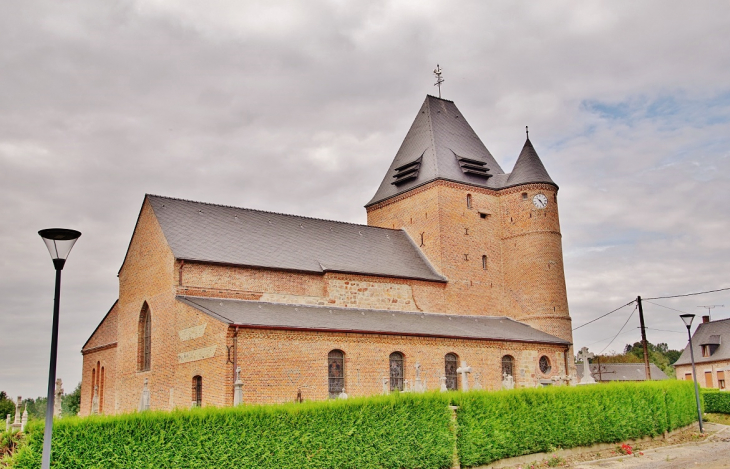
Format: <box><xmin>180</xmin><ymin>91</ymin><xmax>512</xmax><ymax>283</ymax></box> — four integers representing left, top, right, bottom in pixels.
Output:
<box><xmin>455</xmin><ymin>153</ymin><xmax>491</xmax><ymax>178</ymax></box>
<box><xmin>391</xmin><ymin>156</ymin><xmax>422</xmax><ymax>185</ymax></box>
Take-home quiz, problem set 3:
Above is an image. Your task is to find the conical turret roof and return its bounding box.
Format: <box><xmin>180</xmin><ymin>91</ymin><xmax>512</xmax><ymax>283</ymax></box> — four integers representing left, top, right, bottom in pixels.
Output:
<box><xmin>366</xmin><ymin>96</ymin><xmax>506</xmax><ymax>207</ymax></box>
<box><xmin>505</xmin><ymin>138</ymin><xmax>556</xmax><ymax>188</ymax></box>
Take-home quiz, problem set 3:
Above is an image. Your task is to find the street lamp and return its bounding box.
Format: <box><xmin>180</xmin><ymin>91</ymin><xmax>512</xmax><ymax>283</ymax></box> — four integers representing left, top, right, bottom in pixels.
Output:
<box><xmin>680</xmin><ymin>313</ymin><xmax>704</xmax><ymax>434</ymax></box>
<box><xmin>38</xmin><ymin>228</ymin><xmax>81</xmax><ymax>469</ymax></box>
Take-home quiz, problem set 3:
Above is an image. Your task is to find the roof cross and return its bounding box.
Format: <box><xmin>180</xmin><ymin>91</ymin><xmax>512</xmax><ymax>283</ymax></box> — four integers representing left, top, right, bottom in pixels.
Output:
<box><xmin>433</xmin><ymin>64</ymin><xmax>444</xmax><ymax>98</ymax></box>
<box><xmin>526</xmin><ymin>125</ymin><xmax>529</xmax><ymax>139</ymax></box>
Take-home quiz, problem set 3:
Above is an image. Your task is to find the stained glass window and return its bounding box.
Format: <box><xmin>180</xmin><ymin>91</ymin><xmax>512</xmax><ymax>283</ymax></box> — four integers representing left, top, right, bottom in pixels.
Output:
<box><xmin>390</xmin><ymin>352</ymin><xmax>404</xmax><ymax>391</ymax></box>
<box><xmin>539</xmin><ymin>356</ymin><xmax>551</xmax><ymax>374</ymax></box>
<box><xmin>328</xmin><ymin>350</ymin><xmax>345</xmax><ymax>398</ymax></box>
<box><xmin>138</xmin><ymin>303</ymin><xmax>151</xmax><ymax>371</ymax></box>
<box><xmin>192</xmin><ymin>375</ymin><xmax>202</xmax><ymax>407</ymax></box>
<box><xmin>445</xmin><ymin>353</ymin><xmax>458</xmax><ymax>390</ymax></box>
<box><xmin>501</xmin><ymin>355</ymin><xmax>514</xmax><ymax>378</ymax></box>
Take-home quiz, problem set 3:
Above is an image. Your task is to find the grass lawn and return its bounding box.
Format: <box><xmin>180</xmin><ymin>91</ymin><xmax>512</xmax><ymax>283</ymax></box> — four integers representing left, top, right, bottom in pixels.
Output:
<box><xmin>704</xmin><ymin>413</ymin><xmax>730</xmax><ymax>426</ymax></box>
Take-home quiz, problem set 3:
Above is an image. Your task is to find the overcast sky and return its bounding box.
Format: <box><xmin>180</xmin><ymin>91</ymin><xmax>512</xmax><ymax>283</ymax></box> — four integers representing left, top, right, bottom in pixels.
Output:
<box><xmin>2</xmin><ymin>0</ymin><xmax>729</xmax><ymax>399</ymax></box>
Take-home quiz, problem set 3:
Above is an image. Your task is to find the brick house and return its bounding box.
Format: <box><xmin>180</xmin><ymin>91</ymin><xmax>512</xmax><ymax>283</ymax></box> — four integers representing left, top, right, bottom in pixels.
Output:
<box><xmin>79</xmin><ymin>95</ymin><xmax>575</xmax><ymax>416</ymax></box>
<box><xmin>674</xmin><ymin>316</ymin><xmax>730</xmax><ymax>390</ymax></box>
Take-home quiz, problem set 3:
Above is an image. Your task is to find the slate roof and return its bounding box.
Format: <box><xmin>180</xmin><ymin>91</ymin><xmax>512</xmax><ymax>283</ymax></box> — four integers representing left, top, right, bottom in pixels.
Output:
<box><xmin>178</xmin><ymin>296</ymin><xmax>571</xmax><ymax>345</ymax></box>
<box><xmin>146</xmin><ymin>195</ymin><xmax>445</xmax><ymax>282</ymax></box>
<box><xmin>674</xmin><ymin>318</ymin><xmax>730</xmax><ymax>366</ymax></box>
<box><xmin>366</xmin><ymin>95</ymin><xmax>556</xmax><ymax>207</ymax></box>
<box><xmin>576</xmin><ymin>363</ymin><xmax>669</xmax><ymax>381</ymax></box>
<box><xmin>505</xmin><ymin>139</ymin><xmax>555</xmax><ymax>188</ymax></box>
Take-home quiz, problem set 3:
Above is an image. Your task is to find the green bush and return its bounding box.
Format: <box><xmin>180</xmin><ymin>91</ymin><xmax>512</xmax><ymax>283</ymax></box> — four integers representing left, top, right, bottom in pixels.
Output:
<box><xmin>10</xmin><ymin>393</ymin><xmax>454</xmax><ymax>469</ymax></box>
<box><xmin>702</xmin><ymin>390</ymin><xmax>730</xmax><ymax>414</ymax></box>
<box><xmin>454</xmin><ymin>381</ymin><xmax>697</xmax><ymax>467</ymax></box>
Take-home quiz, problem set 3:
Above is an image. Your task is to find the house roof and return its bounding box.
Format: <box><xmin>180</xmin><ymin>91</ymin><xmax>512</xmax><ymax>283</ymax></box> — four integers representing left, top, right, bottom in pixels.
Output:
<box><xmin>147</xmin><ymin>195</ymin><xmax>446</xmax><ymax>282</ymax></box>
<box><xmin>576</xmin><ymin>363</ymin><xmax>669</xmax><ymax>381</ymax></box>
<box><xmin>366</xmin><ymin>95</ymin><xmax>557</xmax><ymax>207</ymax></box>
<box><xmin>177</xmin><ymin>296</ymin><xmax>571</xmax><ymax>345</ymax></box>
<box><xmin>675</xmin><ymin>318</ymin><xmax>730</xmax><ymax>366</ymax></box>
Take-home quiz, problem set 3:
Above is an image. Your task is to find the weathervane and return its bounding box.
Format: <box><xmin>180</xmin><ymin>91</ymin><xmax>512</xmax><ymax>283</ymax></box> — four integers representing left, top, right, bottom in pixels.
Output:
<box><xmin>433</xmin><ymin>64</ymin><xmax>444</xmax><ymax>98</ymax></box>
<box><xmin>526</xmin><ymin>126</ymin><xmax>529</xmax><ymax>139</ymax></box>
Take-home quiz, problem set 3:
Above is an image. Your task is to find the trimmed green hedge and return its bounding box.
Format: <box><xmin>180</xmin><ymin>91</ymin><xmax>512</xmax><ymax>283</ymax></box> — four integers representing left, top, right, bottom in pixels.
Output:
<box><xmin>11</xmin><ymin>393</ymin><xmax>454</xmax><ymax>469</ymax></box>
<box><xmin>702</xmin><ymin>390</ymin><xmax>730</xmax><ymax>414</ymax></box>
<box><xmin>454</xmin><ymin>381</ymin><xmax>697</xmax><ymax>467</ymax></box>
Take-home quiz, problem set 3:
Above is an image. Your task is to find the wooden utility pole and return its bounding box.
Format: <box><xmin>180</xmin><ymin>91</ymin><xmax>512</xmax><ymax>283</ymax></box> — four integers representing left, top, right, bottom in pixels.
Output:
<box><xmin>636</xmin><ymin>296</ymin><xmax>651</xmax><ymax>380</ymax></box>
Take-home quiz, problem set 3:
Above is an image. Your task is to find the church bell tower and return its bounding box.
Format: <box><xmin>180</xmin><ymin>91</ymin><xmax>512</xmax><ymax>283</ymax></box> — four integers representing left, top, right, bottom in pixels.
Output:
<box><xmin>365</xmin><ymin>95</ymin><xmax>572</xmax><ymax>344</ymax></box>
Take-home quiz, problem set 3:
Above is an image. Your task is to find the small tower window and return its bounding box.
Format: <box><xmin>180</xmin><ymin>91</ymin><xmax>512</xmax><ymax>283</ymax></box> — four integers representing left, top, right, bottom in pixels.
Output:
<box><xmin>466</xmin><ymin>194</ymin><xmax>472</xmax><ymax>209</ymax></box>
<box><xmin>192</xmin><ymin>375</ymin><xmax>202</xmax><ymax>407</ymax></box>
<box><xmin>482</xmin><ymin>255</ymin><xmax>488</xmax><ymax>270</ymax></box>
<box><xmin>539</xmin><ymin>356</ymin><xmax>551</xmax><ymax>374</ymax></box>
<box><xmin>522</xmin><ymin>192</ymin><xmax>528</xmax><ymax>200</ymax></box>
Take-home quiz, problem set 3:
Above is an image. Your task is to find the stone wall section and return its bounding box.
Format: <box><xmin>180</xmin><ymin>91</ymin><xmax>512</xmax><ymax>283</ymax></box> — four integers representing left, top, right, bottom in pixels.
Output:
<box><xmin>234</xmin><ymin>327</ymin><xmax>570</xmax><ymax>405</ymax></box>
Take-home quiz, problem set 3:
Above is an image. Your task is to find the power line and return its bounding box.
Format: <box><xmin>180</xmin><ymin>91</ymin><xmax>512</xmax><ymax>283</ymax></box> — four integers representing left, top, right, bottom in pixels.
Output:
<box><xmin>572</xmin><ymin>300</ymin><xmax>635</xmax><ymax>331</ymax></box>
<box><xmin>643</xmin><ymin>300</ymin><xmax>690</xmax><ymax>315</ymax></box>
<box><xmin>600</xmin><ymin>304</ymin><xmax>638</xmax><ymax>354</ymax></box>
<box><xmin>644</xmin><ymin>327</ymin><xmax>684</xmax><ymax>334</ymax></box>
<box><xmin>644</xmin><ymin>286</ymin><xmax>730</xmax><ymax>300</ymax></box>
<box><xmin>585</xmin><ymin>327</ymin><xmax>638</xmax><ymax>347</ymax></box>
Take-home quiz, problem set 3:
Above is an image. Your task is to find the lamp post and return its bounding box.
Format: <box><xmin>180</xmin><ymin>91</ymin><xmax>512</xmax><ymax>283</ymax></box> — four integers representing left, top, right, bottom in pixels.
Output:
<box><xmin>680</xmin><ymin>313</ymin><xmax>704</xmax><ymax>434</ymax></box>
<box><xmin>38</xmin><ymin>228</ymin><xmax>81</xmax><ymax>469</ymax></box>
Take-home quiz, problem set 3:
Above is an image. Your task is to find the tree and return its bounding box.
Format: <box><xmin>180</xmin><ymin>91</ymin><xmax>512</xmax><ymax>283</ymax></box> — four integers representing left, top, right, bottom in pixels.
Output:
<box><xmin>62</xmin><ymin>383</ymin><xmax>81</xmax><ymax>417</ymax></box>
<box><xmin>0</xmin><ymin>392</ymin><xmax>15</xmax><ymax>424</ymax></box>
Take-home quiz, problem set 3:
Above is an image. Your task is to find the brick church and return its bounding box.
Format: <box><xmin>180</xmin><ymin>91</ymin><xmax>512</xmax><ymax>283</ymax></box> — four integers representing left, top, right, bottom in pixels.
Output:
<box><xmin>79</xmin><ymin>95</ymin><xmax>575</xmax><ymax>416</ymax></box>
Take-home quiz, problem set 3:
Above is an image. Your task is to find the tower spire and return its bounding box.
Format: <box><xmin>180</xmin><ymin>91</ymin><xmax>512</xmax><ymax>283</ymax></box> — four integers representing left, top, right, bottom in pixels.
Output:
<box><xmin>433</xmin><ymin>64</ymin><xmax>444</xmax><ymax>98</ymax></box>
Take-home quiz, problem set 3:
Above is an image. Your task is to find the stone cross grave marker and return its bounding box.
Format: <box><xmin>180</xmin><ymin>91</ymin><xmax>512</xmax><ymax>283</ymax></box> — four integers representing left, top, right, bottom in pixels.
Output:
<box><xmin>11</xmin><ymin>396</ymin><xmax>22</xmax><ymax>431</ymax></box>
<box><xmin>382</xmin><ymin>376</ymin><xmax>389</xmax><ymax>395</ymax></box>
<box><xmin>233</xmin><ymin>366</ymin><xmax>244</xmax><ymax>406</ymax></box>
<box><xmin>439</xmin><ymin>376</ymin><xmax>447</xmax><ymax>392</ymax></box>
<box><xmin>414</xmin><ymin>362</ymin><xmax>425</xmax><ymax>393</ymax></box>
<box><xmin>577</xmin><ymin>347</ymin><xmax>596</xmax><ymax>384</ymax></box>
<box><xmin>139</xmin><ymin>378</ymin><xmax>151</xmax><ymax>411</ymax></box>
<box><xmin>502</xmin><ymin>372</ymin><xmax>515</xmax><ymax>390</ymax></box>
<box><xmin>456</xmin><ymin>361</ymin><xmax>472</xmax><ymax>392</ymax></box>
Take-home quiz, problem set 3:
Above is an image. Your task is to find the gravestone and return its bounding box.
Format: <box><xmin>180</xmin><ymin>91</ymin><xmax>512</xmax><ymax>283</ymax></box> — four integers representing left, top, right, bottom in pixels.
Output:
<box><xmin>439</xmin><ymin>376</ymin><xmax>447</xmax><ymax>392</ymax></box>
<box><xmin>414</xmin><ymin>362</ymin><xmax>425</xmax><ymax>393</ymax></box>
<box><xmin>338</xmin><ymin>387</ymin><xmax>348</xmax><ymax>399</ymax></box>
<box><xmin>381</xmin><ymin>376</ymin><xmax>389</xmax><ymax>395</ymax></box>
<box><xmin>139</xmin><ymin>378</ymin><xmax>151</xmax><ymax>412</ymax></box>
<box><xmin>54</xmin><ymin>379</ymin><xmax>64</xmax><ymax>418</ymax></box>
<box><xmin>502</xmin><ymin>372</ymin><xmax>515</xmax><ymax>390</ymax></box>
<box><xmin>472</xmin><ymin>372</ymin><xmax>483</xmax><ymax>391</ymax></box>
<box><xmin>20</xmin><ymin>405</ymin><xmax>28</xmax><ymax>432</ymax></box>
<box><xmin>233</xmin><ymin>367</ymin><xmax>244</xmax><ymax>406</ymax></box>
<box><xmin>577</xmin><ymin>347</ymin><xmax>596</xmax><ymax>385</ymax></box>
<box><xmin>456</xmin><ymin>361</ymin><xmax>472</xmax><ymax>392</ymax></box>
<box><xmin>10</xmin><ymin>396</ymin><xmax>22</xmax><ymax>431</ymax></box>
<box><xmin>5</xmin><ymin>414</ymin><xmax>9</xmax><ymax>429</ymax></box>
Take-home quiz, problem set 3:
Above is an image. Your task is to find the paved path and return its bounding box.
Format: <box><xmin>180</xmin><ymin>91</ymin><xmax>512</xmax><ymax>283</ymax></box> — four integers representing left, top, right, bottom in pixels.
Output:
<box><xmin>573</xmin><ymin>423</ymin><xmax>730</xmax><ymax>469</ymax></box>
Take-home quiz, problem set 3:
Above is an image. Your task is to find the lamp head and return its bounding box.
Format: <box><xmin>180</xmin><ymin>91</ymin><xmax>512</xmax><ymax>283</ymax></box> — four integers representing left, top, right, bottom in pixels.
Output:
<box><xmin>680</xmin><ymin>313</ymin><xmax>695</xmax><ymax>328</ymax></box>
<box><xmin>39</xmin><ymin>228</ymin><xmax>81</xmax><ymax>270</ymax></box>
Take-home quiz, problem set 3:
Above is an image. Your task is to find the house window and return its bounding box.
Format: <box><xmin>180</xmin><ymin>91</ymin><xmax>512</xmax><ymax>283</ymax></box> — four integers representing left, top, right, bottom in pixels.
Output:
<box><xmin>192</xmin><ymin>375</ymin><xmax>202</xmax><ymax>407</ymax></box>
<box><xmin>328</xmin><ymin>350</ymin><xmax>345</xmax><ymax>398</ymax></box>
<box><xmin>445</xmin><ymin>353</ymin><xmax>458</xmax><ymax>391</ymax></box>
<box><xmin>539</xmin><ymin>356</ymin><xmax>551</xmax><ymax>374</ymax></box>
<box><xmin>390</xmin><ymin>352</ymin><xmax>404</xmax><ymax>391</ymax></box>
<box><xmin>502</xmin><ymin>355</ymin><xmax>514</xmax><ymax>378</ymax></box>
<box><xmin>482</xmin><ymin>255</ymin><xmax>488</xmax><ymax>270</ymax></box>
<box><xmin>685</xmin><ymin>373</ymin><xmax>692</xmax><ymax>381</ymax></box>
<box><xmin>138</xmin><ymin>303</ymin><xmax>152</xmax><ymax>371</ymax></box>
<box><xmin>705</xmin><ymin>371</ymin><xmax>713</xmax><ymax>388</ymax></box>
<box><xmin>718</xmin><ymin>371</ymin><xmax>726</xmax><ymax>389</ymax></box>
<box><xmin>702</xmin><ymin>345</ymin><xmax>710</xmax><ymax>357</ymax></box>
<box><xmin>466</xmin><ymin>194</ymin><xmax>472</xmax><ymax>209</ymax></box>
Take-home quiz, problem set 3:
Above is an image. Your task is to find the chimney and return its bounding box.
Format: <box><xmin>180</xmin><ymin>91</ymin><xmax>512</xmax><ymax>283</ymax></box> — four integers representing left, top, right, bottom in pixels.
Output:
<box><xmin>703</xmin><ymin>315</ymin><xmax>710</xmax><ymax>324</ymax></box>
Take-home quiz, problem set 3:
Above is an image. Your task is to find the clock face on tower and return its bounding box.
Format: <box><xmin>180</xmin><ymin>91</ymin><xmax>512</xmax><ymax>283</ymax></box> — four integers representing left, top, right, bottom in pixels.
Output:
<box><xmin>532</xmin><ymin>193</ymin><xmax>548</xmax><ymax>209</ymax></box>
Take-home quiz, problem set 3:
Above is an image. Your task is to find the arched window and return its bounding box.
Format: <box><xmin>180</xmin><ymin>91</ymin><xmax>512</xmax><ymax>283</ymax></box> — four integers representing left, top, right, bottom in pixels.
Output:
<box><xmin>138</xmin><ymin>303</ymin><xmax>151</xmax><ymax>371</ymax></box>
<box><xmin>192</xmin><ymin>375</ymin><xmax>202</xmax><ymax>407</ymax></box>
<box><xmin>501</xmin><ymin>355</ymin><xmax>514</xmax><ymax>379</ymax></box>
<box><xmin>390</xmin><ymin>352</ymin><xmax>404</xmax><ymax>391</ymax></box>
<box><xmin>466</xmin><ymin>194</ymin><xmax>472</xmax><ymax>209</ymax></box>
<box><xmin>328</xmin><ymin>350</ymin><xmax>345</xmax><ymax>398</ymax></box>
<box><xmin>90</xmin><ymin>367</ymin><xmax>96</xmax><ymax>408</ymax></box>
<box><xmin>482</xmin><ymin>255</ymin><xmax>488</xmax><ymax>270</ymax></box>
<box><xmin>445</xmin><ymin>353</ymin><xmax>458</xmax><ymax>390</ymax></box>
<box><xmin>100</xmin><ymin>366</ymin><xmax>105</xmax><ymax>413</ymax></box>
